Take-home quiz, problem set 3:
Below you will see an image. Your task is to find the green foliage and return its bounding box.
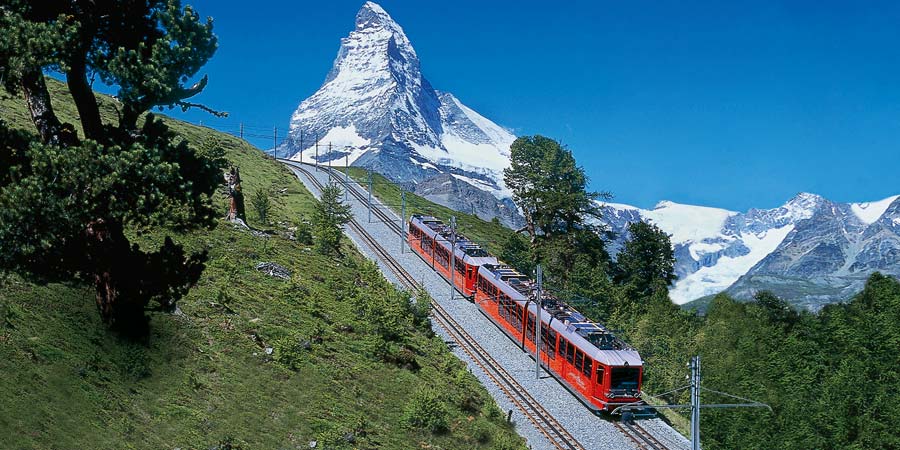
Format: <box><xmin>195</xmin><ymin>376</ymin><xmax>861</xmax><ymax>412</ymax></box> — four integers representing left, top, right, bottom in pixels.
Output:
<box><xmin>294</xmin><ymin>218</ymin><xmax>314</xmax><ymax>245</ymax></box>
<box><xmin>0</xmin><ymin>84</ymin><xmax>525</xmax><ymax>449</ymax></box>
<box><xmin>614</xmin><ymin>221</ymin><xmax>676</xmax><ymax>299</ymax></box>
<box><xmin>499</xmin><ymin>232</ymin><xmax>533</xmax><ymax>276</ymax></box>
<box><xmin>251</xmin><ymin>186</ymin><xmax>271</xmax><ymax>224</ymax></box>
<box><xmin>597</xmin><ymin>274</ymin><xmax>900</xmax><ymax>449</ymax></box>
<box><xmin>312</xmin><ymin>183</ymin><xmax>353</xmax><ymax>255</ymax></box>
<box><xmin>402</xmin><ymin>387</ymin><xmax>449</xmax><ymax>433</ymax></box>
<box><xmin>503</xmin><ymin>135</ymin><xmax>608</xmax><ymax>241</ymax></box>
<box><xmin>0</xmin><ymin>0</ymin><xmax>223</xmax><ymax>330</ymax></box>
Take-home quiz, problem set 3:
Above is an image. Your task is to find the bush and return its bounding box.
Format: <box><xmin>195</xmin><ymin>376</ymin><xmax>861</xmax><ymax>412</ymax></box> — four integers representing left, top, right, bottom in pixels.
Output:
<box><xmin>402</xmin><ymin>387</ymin><xmax>449</xmax><ymax>433</ymax></box>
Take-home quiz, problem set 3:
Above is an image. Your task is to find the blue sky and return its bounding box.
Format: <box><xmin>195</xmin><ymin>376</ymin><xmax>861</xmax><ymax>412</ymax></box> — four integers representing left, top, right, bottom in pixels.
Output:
<box><xmin>145</xmin><ymin>0</ymin><xmax>900</xmax><ymax>211</ymax></box>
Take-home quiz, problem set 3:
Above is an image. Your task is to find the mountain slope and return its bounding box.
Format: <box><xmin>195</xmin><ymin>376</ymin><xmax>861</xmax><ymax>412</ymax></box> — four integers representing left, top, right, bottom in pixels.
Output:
<box><xmin>0</xmin><ymin>79</ymin><xmax>523</xmax><ymax>449</ymax></box>
<box><xmin>280</xmin><ymin>2</ymin><xmax>521</xmax><ymax>226</ymax></box>
<box><xmin>601</xmin><ymin>193</ymin><xmax>900</xmax><ymax>309</ymax></box>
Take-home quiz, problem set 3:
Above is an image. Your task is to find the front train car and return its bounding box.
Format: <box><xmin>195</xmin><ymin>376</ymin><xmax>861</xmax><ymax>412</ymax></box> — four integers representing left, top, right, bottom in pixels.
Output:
<box><xmin>475</xmin><ymin>263</ymin><xmax>644</xmax><ymax>414</ymax></box>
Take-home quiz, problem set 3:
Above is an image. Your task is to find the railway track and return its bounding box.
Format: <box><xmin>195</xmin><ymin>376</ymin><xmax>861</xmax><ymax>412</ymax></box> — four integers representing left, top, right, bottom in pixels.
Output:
<box><xmin>613</xmin><ymin>421</ymin><xmax>669</xmax><ymax>450</ymax></box>
<box><xmin>282</xmin><ymin>160</ymin><xmax>674</xmax><ymax>450</ymax></box>
<box><xmin>283</xmin><ymin>161</ymin><xmax>585</xmax><ymax>450</ymax></box>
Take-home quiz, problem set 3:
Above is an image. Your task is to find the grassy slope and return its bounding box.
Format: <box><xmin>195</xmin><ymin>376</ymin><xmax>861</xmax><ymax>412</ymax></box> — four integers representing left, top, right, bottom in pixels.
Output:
<box><xmin>343</xmin><ymin>168</ymin><xmax>516</xmax><ymax>256</ymax></box>
<box><xmin>0</xmin><ymin>80</ymin><xmax>524</xmax><ymax>449</ymax></box>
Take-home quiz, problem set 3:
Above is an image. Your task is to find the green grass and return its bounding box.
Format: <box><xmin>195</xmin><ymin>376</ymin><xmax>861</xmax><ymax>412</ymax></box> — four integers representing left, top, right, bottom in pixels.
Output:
<box><xmin>344</xmin><ymin>167</ymin><xmax>517</xmax><ymax>256</ymax></box>
<box><xmin>0</xmin><ymin>79</ymin><xmax>525</xmax><ymax>449</ymax></box>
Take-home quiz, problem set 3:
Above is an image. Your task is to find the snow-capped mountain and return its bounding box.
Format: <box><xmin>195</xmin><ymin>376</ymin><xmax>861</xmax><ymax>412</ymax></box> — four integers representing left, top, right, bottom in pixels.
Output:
<box><xmin>280</xmin><ymin>2</ymin><xmax>520</xmax><ymax>225</ymax></box>
<box><xmin>601</xmin><ymin>193</ymin><xmax>900</xmax><ymax>309</ymax></box>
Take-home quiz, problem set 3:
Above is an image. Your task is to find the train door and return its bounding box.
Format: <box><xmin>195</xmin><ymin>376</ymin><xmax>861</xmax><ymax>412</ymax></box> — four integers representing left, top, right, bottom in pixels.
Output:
<box><xmin>594</xmin><ymin>365</ymin><xmax>605</xmax><ymax>399</ymax></box>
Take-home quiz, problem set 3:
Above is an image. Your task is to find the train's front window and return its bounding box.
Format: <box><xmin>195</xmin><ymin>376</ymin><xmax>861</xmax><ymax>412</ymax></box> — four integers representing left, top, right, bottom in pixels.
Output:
<box><xmin>610</xmin><ymin>367</ymin><xmax>640</xmax><ymax>390</ymax></box>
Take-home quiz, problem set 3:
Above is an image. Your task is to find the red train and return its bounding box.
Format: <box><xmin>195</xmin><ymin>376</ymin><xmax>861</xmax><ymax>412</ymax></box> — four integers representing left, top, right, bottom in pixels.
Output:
<box><xmin>407</xmin><ymin>215</ymin><xmax>644</xmax><ymax>414</ymax></box>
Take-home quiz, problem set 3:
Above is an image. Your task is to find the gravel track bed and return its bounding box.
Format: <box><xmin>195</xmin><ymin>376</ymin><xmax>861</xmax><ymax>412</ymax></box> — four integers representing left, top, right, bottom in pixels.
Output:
<box><xmin>287</xmin><ymin>163</ymin><xmax>690</xmax><ymax>450</ymax></box>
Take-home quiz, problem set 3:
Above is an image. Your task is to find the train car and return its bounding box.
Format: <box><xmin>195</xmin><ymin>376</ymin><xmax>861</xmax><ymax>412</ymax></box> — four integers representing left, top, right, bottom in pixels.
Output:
<box><xmin>475</xmin><ymin>263</ymin><xmax>643</xmax><ymax>414</ymax></box>
<box><xmin>407</xmin><ymin>215</ymin><xmax>497</xmax><ymax>297</ymax></box>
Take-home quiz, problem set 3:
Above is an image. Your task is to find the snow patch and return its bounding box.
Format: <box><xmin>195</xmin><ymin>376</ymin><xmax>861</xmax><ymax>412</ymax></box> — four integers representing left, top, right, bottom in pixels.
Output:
<box><xmin>670</xmin><ymin>225</ymin><xmax>795</xmax><ymax>304</ymax></box>
<box><xmin>643</xmin><ymin>201</ymin><xmax>738</xmax><ymax>244</ymax></box>
<box><xmin>290</xmin><ymin>124</ymin><xmax>371</xmax><ymax>165</ymax></box>
<box><xmin>851</xmin><ymin>195</ymin><xmax>900</xmax><ymax>225</ymax></box>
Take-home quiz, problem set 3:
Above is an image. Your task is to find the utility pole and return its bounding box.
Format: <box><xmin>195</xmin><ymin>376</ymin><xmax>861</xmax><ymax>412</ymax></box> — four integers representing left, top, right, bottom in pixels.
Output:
<box><xmin>612</xmin><ymin>355</ymin><xmax>770</xmax><ymax>449</ymax></box>
<box><xmin>691</xmin><ymin>356</ymin><xmax>701</xmax><ymax>450</ymax></box>
<box><xmin>344</xmin><ymin>153</ymin><xmax>349</xmax><ymax>202</ymax></box>
<box><xmin>239</xmin><ymin>122</ymin><xmax>244</xmax><ymax>140</ymax></box>
<box><xmin>450</xmin><ymin>216</ymin><xmax>457</xmax><ymax>301</ymax></box>
<box><xmin>274</xmin><ymin>126</ymin><xmax>278</xmax><ymax>159</ymax></box>
<box><xmin>315</xmin><ymin>134</ymin><xmax>319</xmax><ymax>171</ymax></box>
<box><xmin>400</xmin><ymin>190</ymin><xmax>407</xmax><ymax>254</ymax></box>
<box><xmin>327</xmin><ymin>143</ymin><xmax>332</xmax><ymax>182</ymax></box>
<box><xmin>299</xmin><ymin>129</ymin><xmax>304</xmax><ymax>162</ymax></box>
<box><xmin>367</xmin><ymin>170</ymin><xmax>373</xmax><ymax>223</ymax></box>
<box><xmin>535</xmin><ymin>265</ymin><xmax>542</xmax><ymax>379</ymax></box>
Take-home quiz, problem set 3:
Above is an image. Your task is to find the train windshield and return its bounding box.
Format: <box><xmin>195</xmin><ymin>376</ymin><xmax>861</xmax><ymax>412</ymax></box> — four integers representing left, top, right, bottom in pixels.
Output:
<box><xmin>610</xmin><ymin>367</ymin><xmax>640</xmax><ymax>390</ymax></box>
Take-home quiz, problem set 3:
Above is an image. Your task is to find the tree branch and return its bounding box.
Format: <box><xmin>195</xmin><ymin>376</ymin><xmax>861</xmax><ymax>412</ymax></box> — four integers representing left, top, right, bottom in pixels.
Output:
<box><xmin>176</xmin><ymin>100</ymin><xmax>227</xmax><ymax>118</ymax></box>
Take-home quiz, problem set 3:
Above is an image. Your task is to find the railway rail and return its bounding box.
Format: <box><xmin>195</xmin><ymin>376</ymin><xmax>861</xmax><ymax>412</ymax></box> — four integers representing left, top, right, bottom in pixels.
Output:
<box><xmin>614</xmin><ymin>421</ymin><xmax>669</xmax><ymax>450</ymax></box>
<box><xmin>282</xmin><ymin>160</ymin><xmax>674</xmax><ymax>450</ymax></box>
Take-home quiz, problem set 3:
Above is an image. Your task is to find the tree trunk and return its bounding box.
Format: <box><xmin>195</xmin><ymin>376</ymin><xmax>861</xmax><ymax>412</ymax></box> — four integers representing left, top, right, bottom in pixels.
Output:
<box><xmin>66</xmin><ymin>57</ymin><xmax>104</xmax><ymax>141</ymax></box>
<box><xmin>224</xmin><ymin>166</ymin><xmax>246</xmax><ymax>223</ymax></box>
<box><xmin>83</xmin><ymin>218</ymin><xmax>140</xmax><ymax>326</ymax></box>
<box><xmin>20</xmin><ymin>67</ymin><xmax>75</xmax><ymax>146</ymax></box>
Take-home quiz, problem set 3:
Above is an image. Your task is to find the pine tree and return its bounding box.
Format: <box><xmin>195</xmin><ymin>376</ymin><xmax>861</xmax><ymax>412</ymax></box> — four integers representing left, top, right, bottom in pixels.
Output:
<box><xmin>251</xmin><ymin>187</ymin><xmax>272</xmax><ymax>224</ymax></box>
<box><xmin>0</xmin><ymin>1</ymin><xmax>223</xmax><ymax>332</ymax></box>
<box><xmin>614</xmin><ymin>221</ymin><xmax>676</xmax><ymax>299</ymax></box>
<box><xmin>312</xmin><ymin>184</ymin><xmax>353</xmax><ymax>256</ymax></box>
<box><xmin>503</xmin><ymin>135</ymin><xmax>609</xmax><ymax>245</ymax></box>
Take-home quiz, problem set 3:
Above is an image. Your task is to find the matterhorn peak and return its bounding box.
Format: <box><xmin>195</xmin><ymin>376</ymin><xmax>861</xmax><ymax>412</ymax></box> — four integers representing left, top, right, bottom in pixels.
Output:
<box><xmin>356</xmin><ymin>2</ymin><xmax>394</xmax><ymax>28</ymax></box>
<box><xmin>282</xmin><ymin>1</ymin><xmax>520</xmax><ymax>226</ymax></box>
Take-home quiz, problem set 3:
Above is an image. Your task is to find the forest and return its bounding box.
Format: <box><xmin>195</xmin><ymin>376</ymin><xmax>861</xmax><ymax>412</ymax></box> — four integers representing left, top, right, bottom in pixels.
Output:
<box><xmin>501</xmin><ymin>135</ymin><xmax>900</xmax><ymax>449</ymax></box>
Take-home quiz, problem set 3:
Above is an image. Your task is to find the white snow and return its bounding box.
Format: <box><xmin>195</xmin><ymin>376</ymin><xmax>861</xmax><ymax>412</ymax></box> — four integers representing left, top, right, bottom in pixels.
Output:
<box><xmin>851</xmin><ymin>195</ymin><xmax>899</xmax><ymax>225</ymax></box>
<box><xmin>290</xmin><ymin>124</ymin><xmax>371</xmax><ymax>165</ymax></box>
<box><xmin>451</xmin><ymin>174</ymin><xmax>512</xmax><ymax>199</ymax></box>
<box><xmin>642</xmin><ymin>201</ymin><xmax>738</xmax><ymax>244</ymax></box>
<box><xmin>669</xmin><ymin>225</ymin><xmax>795</xmax><ymax>304</ymax></box>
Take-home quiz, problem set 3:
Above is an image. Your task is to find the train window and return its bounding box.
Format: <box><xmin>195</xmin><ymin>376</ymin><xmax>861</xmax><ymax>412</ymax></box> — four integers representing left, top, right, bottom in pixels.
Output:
<box><xmin>525</xmin><ymin>314</ymin><xmax>535</xmax><ymax>342</ymax></box>
<box><xmin>558</xmin><ymin>338</ymin><xmax>567</xmax><ymax>358</ymax></box>
<box><xmin>596</xmin><ymin>366</ymin><xmax>605</xmax><ymax>385</ymax></box>
<box><xmin>548</xmin><ymin>330</ymin><xmax>557</xmax><ymax>356</ymax></box>
<box><xmin>575</xmin><ymin>350</ymin><xmax>584</xmax><ymax>372</ymax></box>
<box><xmin>566</xmin><ymin>342</ymin><xmax>574</xmax><ymax>364</ymax></box>
<box><xmin>611</xmin><ymin>368</ymin><xmax>641</xmax><ymax>390</ymax></box>
<box><xmin>583</xmin><ymin>357</ymin><xmax>593</xmax><ymax>379</ymax></box>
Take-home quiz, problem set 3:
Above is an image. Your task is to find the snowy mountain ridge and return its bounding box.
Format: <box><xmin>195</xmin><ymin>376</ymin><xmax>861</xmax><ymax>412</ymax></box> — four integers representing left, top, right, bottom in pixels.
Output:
<box><xmin>600</xmin><ymin>193</ymin><xmax>900</xmax><ymax>308</ymax></box>
<box><xmin>280</xmin><ymin>2</ymin><xmax>520</xmax><ymax>223</ymax></box>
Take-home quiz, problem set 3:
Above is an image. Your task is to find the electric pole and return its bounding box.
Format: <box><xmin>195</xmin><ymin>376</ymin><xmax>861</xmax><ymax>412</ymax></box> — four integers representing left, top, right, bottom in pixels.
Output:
<box><xmin>274</xmin><ymin>126</ymin><xmax>277</xmax><ymax>159</ymax></box>
<box><xmin>691</xmin><ymin>356</ymin><xmax>701</xmax><ymax>450</ymax></box>
<box><xmin>535</xmin><ymin>265</ymin><xmax>542</xmax><ymax>379</ymax></box>
<box><xmin>400</xmin><ymin>190</ymin><xmax>407</xmax><ymax>254</ymax></box>
<box><xmin>450</xmin><ymin>216</ymin><xmax>457</xmax><ymax>301</ymax></box>
<box><xmin>367</xmin><ymin>170</ymin><xmax>373</xmax><ymax>223</ymax></box>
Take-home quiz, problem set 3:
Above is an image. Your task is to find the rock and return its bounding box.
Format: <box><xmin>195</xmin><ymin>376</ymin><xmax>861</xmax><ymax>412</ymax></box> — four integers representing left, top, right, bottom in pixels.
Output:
<box><xmin>308</xmin><ymin>441</ymin><xmax>317</xmax><ymax>448</ymax></box>
<box><xmin>255</xmin><ymin>262</ymin><xmax>291</xmax><ymax>280</ymax></box>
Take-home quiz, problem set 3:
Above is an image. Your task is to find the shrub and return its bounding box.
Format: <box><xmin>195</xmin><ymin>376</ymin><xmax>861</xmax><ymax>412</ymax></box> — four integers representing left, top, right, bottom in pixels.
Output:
<box><xmin>402</xmin><ymin>387</ymin><xmax>449</xmax><ymax>433</ymax></box>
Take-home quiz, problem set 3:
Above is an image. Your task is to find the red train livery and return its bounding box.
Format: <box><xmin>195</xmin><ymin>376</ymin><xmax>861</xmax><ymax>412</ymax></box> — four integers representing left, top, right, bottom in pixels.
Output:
<box><xmin>407</xmin><ymin>215</ymin><xmax>498</xmax><ymax>297</ymax></box>
<box><xmin>408</xmin><ymin>215</ymin><xmax>644</xmax><ymax>414</ymax></box>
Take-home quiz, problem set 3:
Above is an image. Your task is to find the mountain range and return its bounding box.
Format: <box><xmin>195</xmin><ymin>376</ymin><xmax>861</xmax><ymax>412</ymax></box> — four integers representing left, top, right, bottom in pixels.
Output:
<box><xmin>278</xmin><ymin>2</ymin><xmax>899</xmax><ymax>310</ymax></box>
<box><xmin>601</xmin><ymin>193</ymin><xmax>900</xmax><ymax>310</ymax></box>
<box><xmin>279</xmin><ymin>1</ymin><xmax>521</xmax><ymax>226</ymax></box>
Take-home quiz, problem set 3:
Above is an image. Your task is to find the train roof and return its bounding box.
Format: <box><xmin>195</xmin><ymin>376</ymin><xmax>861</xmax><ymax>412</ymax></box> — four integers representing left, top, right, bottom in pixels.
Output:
<box><xmin>409</xmin><ymin>215</ymin><xmax>497</xmax><ymax>265</ymax></box>
<box><xmin>479</xmin><ymin>263</ymin><xmax>642</xmax><ymax>367</ymax></box>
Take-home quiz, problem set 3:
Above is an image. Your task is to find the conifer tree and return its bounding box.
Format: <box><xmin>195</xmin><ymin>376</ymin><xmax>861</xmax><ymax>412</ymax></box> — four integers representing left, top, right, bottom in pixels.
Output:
<box><xmin>614</xmin><ymin>221</ymin><xmax>676</xmax><ymax>299</ymax></box>
<box><xmin>312</xmin><ymin>184</ymin><xmax>353</xmax><ymax>256</ymax></box>
<box><xmin>0</xmin><ymin>0</ymin><xmax>223</xmax><ymax>332</ymax></box>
